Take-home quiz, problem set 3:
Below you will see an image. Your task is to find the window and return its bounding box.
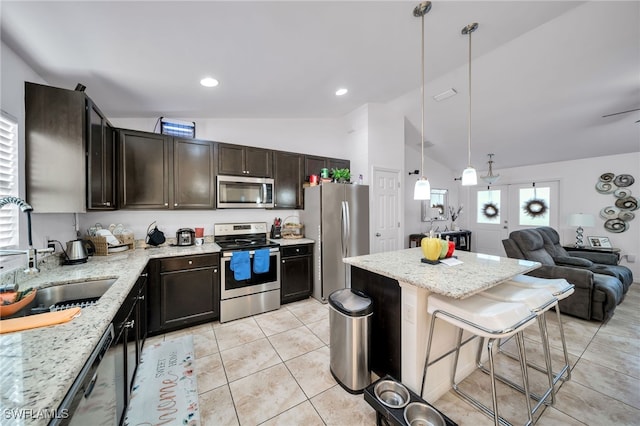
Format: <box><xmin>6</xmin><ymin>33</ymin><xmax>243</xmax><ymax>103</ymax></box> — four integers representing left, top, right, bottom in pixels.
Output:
<box><xmin>0</xmin><ymin>112</ymin><xmax>19</xmax><ymax>249</ymax></box>
<box><xmin>476</xmin><ymin>189</ymin><xmax>501</xmax><ymax>224</ymax></box>
<box><xmin>519</xmin><ymin>185</ymin><xmax>551</xmax><ymax>226</ymax></box>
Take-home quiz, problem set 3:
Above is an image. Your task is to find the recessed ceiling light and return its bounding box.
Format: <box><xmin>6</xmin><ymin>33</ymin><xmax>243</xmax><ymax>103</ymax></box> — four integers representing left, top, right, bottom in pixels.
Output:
<box><xmin>335</xmin><ymin>88</ymin><xmax>348</xmax><ymax>96</ymax></box>
<box><xmin>200</xmin><ymin>77</ymin><xmax>219</xmax><ymax>87</ymax></box>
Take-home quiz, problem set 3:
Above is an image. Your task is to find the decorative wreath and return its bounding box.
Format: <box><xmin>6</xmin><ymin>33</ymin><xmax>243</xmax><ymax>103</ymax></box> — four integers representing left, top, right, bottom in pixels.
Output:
<box><xmin>523</xmin><ymin>199</ymin><xmax>548</xmax><ymax>218</ymax></box>
<box><xmin>482</xmin><ymin>202</ymin><xmax>499</xmax><ymax>219</ymax></box>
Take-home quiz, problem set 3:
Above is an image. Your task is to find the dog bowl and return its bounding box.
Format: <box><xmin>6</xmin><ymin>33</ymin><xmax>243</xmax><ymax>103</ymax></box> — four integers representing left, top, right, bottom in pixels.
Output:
<box><xmin>374</xmin><ymin>379</ymin><xmax>410</xmax><ymax>409</ymax></box>
<box><xmin>403</xmin><ymin>402</ymin><xmax>445</xmax><ymax>426</ymax></box>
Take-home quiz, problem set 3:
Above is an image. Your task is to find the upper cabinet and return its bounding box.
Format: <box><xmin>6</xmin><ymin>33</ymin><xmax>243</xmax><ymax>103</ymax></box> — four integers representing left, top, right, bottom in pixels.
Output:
<box><xmin>118</xmin><ymin>130</ymin><xmax>216</xmax><ymax>209</ymax></box>
<box><xmin>218</xmin><ymin>143</ymin><xmax>272</xmax><ymax>177</ymax></box>
<box><xmin>304</xmin><ymin>155</ymin><xmax>350</xmax><ymax>179</ymax></box>
<box><xmin>173</xmin><ymin>138</ymin><xmax>215</xmax><ymax>209</ymax></box>
<box><xmin>87</xmin><ymin>100</ymin><xmax>116</xmax><ymax>210</ymax></box>
<box><xmin>273</xmin><ymin>151</ymin><xmax>303</xmax><ymax>209</ymax></box>
<box><xmin>25</xmin><ymin>82</ymin><xmax>115</xmax><ymax>212</ymax></box>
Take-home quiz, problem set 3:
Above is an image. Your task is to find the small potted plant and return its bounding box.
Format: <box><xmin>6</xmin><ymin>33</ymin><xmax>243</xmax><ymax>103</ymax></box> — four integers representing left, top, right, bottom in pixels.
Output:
<box><xmin>331</xmin><ymin>168</ymin><xmax>351</xmax><ymax>183</ymax></box>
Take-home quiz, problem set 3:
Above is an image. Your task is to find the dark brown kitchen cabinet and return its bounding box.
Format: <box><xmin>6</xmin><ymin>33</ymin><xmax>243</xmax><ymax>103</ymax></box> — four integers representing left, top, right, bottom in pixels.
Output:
<box><xmin>118</xmin><ymin>129</ymin><xmax>171</xmax><ymax>209</ymax></box>
<box><xmin>273</xmin><ymin>151</ymin><xmax>303</xmax><ymax>209</ymax></box>
<box><xmin>87</xmin><ymin>100</ymin><xmax>116</xmax><ymax>210</ymax></box>
<box><xmin>281</xmin><ymin>244</ymin><xmax>313</xmax><ymax>304</ymax></box>
<box><xmin>113</xmin><ymin>272</ymin><xmax>146</xmax><ymax>425</ymax></box>
<box><xmin>147</xmin><ymin>254</ymin><xmax>220</xmax><ymax>334</ymax></box>
<box><xmin>25</xmin><ymin>82</ymin><xmax>115</xmax><ymax>212</ymax></box>
<box><xmin>218</xmin><ymin>143</ymin><xmax>272</xmax><ymax>177</ymax></box>
<box><xmin>304</xmin><ymin>155</ymin><xmax>351</xmax><ymax>179</ymax></box>
<box><xmin>173</xmin><ymin>138</ymin><xmax>216</xmax><ymax>209</ymax></box>
<box><xmin>118</xmin><ymin>130</ymin><xmax>216</xmax><ymax>209</ymax></box>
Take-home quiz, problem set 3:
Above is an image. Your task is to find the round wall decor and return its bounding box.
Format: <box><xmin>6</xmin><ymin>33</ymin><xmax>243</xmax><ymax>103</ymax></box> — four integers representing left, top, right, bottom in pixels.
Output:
<box><xmin>482</xmin><ymin>202</ymin><xmax>499</xmax><ymax>219</ymax></box>
<box><xmin>595</xmin><ymin>172</ymin><xmax>635</xmax><ymax>233</ymax></box>
<box><xmin>523</xmin><ymin>199</ymin><xmax>548</xmax><ymax>218</ymax></box>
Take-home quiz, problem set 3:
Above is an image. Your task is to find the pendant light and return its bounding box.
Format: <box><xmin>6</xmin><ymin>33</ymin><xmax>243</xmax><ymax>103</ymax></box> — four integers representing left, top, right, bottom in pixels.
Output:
<box><xmin>413</xmin><ymin>1</ymin><xmax>432</xmax><ymax>200</ymax></box>
<box><xmin>481</xmin><ymin>153</ymin><xmax>500</xmax><ymax>185</ymax></box>
<box><xmin>461</xmin><ymin>22</ymin><xmax>478</xmax><ymax>186</ymax></box>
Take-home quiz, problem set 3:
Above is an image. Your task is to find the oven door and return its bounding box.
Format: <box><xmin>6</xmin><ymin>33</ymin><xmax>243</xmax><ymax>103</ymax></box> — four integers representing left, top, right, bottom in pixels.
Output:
<box><xmin>217</xmin><ymin>175</ymin><xmax>274</xmax><ymax>209</ymax></box>
<box><xmin>221</xmin><ymin>249</ymin><xmax>280</xmax><ymax>299</ymax></box>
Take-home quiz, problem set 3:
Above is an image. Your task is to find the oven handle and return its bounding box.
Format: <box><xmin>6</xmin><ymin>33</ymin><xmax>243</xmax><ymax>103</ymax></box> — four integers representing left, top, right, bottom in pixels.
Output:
<box><xmin>222</xmin><ymin>248</ymin><xmax>280</xmax><ymax>258</ymax></box>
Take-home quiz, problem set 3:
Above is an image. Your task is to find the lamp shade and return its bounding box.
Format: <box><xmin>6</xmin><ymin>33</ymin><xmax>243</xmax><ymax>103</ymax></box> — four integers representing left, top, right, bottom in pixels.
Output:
<box><xmin>414</xmin><ymin>178</ymin><xmax>431</xmax><ymax>200</ymax></box>
<box><xmin>568</xmin><ymin>213</ymin><xmax>595</xmax><ymax>227</ymax></box>
<box><xmin>461</xmin><ymin>167</ymin><xmax>477</xmax><ymax>186</ymax></box>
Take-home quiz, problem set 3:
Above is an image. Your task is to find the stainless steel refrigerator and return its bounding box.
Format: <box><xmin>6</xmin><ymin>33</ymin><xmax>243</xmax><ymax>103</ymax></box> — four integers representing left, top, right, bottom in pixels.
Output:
<box><xmin>302</xmin><ymin>183</ymin><xmax>370</xmax><ymax>302</ymax></box>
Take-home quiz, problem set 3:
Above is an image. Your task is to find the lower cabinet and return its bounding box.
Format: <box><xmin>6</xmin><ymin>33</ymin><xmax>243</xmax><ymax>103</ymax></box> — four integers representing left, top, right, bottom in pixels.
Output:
<box><xmin>147</xmin><ymin>253</ymin><xmax>220</xmax><ymax>334</ymax></box>
<box><xmin>280</xmin><ymin>244</ymin><xmax>313</xmax><ymax>304</ymax></box>
<box><xmin>113</xmin><ymin>272</ymin><xmax>146</xmax><ymax>425</ymax></box>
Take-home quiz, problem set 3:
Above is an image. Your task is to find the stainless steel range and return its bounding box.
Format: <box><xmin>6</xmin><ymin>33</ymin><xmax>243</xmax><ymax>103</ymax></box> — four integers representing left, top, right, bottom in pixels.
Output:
<box><xmin>214</xmin><ymin>222</ymin><xmax>280</xmax><ymax>323</ymax></box>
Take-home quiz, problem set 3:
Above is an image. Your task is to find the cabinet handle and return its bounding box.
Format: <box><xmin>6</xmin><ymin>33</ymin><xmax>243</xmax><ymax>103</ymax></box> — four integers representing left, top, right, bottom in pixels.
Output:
<box><xmin>164</xmin><ymin>203</ymin><xmax>168</xmax><ymax>206</ymax></box>
<box><xmin>138</xmin><ymin>295</ymin><xmax>145</xmax><ymax>301</ymax></box>
<box><xmin>296</xmin><ymin>248</ymin><xmax>300</xmax><ymax>252</ymax></box>
<box><xmin>124</xmin><ymin>320</ymin><xmax>135</xmax><ymax>329</ymax></box>
<box><xmin>174</xmin><ymin>203</ymin><xmax>178</xmax><ymax>207</ymax></box>
<box><xmin>214</xmin><ymin>268</ymin><xmax>218</xmax><ymax>273</ymax></box>
<box><xmin>188</xmin><ymin>260</ymin><xmax>193</xmax><ymax>265</ymax></box>
<box><xmin>282</xmin><ymin>260</ymin><xmax>285</xmax><ymax>263</ymax></box>
<box><xmin>104</xmin><ymin>202</ymin><xmax>111</xmax><ymax>206</ymax></box>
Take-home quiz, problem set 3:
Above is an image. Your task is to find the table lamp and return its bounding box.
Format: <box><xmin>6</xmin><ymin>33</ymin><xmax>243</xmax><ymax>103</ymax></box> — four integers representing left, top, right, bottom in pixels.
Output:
<box><xmin>568</xmin><ymin>213</ymin><xmax>595</xmax><ymax>248</ymax></box>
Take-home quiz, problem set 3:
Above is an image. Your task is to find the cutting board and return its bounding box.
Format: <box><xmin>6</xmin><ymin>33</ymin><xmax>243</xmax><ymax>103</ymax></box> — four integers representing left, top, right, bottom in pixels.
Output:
<box><xmin>0</xmin><ymin>307</ymin><xmax>81</xmax><ymax>334</ymax></box>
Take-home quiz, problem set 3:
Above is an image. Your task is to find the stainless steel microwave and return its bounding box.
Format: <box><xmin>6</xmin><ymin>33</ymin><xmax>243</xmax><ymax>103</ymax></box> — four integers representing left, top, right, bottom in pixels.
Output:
<box><xmin>217</xmin><ymin>175</ymin><xmax>274</xmax><ymax>209</ymax></box>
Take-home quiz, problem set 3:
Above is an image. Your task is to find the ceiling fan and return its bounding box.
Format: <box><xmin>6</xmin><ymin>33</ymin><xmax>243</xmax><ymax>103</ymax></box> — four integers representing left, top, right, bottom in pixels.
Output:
<box><xmin>601</xmin><ymin>108</ymin><xmax>640</xmax><ymax>123</ymax></box>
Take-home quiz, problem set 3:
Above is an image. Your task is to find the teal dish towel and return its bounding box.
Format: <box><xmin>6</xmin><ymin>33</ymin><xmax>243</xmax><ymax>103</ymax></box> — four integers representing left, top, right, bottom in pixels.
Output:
<box><xmin>253</xmin><ymin>249</ymin><xmax>270</xmax><ymax>274</ymax></box>
<box><xmin>230</xmin><ymin>251</ymin><xmax>251</xmax><ymax>280</ymax></box>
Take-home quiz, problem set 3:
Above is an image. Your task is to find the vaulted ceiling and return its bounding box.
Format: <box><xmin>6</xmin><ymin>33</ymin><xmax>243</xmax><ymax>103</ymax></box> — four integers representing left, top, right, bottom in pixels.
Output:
<box><xmin>2</xmin><ymin>1</ymin><xmax>639</xmax><ymax>172</ymax></box>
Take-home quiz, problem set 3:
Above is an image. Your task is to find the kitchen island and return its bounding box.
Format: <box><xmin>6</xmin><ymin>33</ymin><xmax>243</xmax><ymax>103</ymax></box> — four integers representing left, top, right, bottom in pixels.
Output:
<box><xmin>343</xmin><ymin>248</ymin><xmax>540</xmax><ymax>401</ymax></box>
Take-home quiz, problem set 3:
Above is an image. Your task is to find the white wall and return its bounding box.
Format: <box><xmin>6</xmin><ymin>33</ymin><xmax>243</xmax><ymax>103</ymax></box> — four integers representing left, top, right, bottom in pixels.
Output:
<box><xmin>461</xmin><ymin>152</ymin><xmax>640</xmax><ymax>277</ymax></box>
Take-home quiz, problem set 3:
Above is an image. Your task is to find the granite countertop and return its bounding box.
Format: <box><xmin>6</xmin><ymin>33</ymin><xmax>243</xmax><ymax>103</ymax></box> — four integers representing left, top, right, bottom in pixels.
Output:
<box><xmin>0</xmin><ymin>242</ymin><xmax>221</xmax><ymax>426</ymax></box>
<box><xmin>269</xmin><ymin>237</ymin><xmax>315</xmax><ymax>246</ymax></box>
<box><xmin>343</xmin><ymin>247</ymin><xmax>540</xmax><ymax>299</ymax></box>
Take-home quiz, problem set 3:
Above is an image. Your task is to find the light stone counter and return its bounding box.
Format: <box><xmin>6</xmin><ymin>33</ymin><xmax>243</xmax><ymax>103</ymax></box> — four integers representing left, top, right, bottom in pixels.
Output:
<box><xmin>343</xmin><ymin>248</ymin><xmax>540</xmax><ymax>298</ymax></box>
<box><xmin>0</xmin><ymin>242</ymin><xmax>221</xmax><ymax>426</ymax></box>
<box><xmin>269</xmin><ymin>237</ymin><xmax>315</xmax><ymax>246</ymax></box>
<box><xmin>343</xmin><ymin>247</ymin><xmax>541</xmax><ymax>401</ymax></box>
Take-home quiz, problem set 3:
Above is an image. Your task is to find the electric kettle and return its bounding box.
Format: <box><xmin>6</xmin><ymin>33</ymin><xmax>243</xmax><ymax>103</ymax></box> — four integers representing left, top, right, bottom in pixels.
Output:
<box><xmin>64</xmin><ymin>239</ymin><xmax>95</xmax><ymax>265</ymax></box>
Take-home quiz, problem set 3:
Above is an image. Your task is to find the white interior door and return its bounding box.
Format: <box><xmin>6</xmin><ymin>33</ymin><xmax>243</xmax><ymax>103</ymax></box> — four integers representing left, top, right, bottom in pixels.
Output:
<box><xmin>372</xmin><ymin>168</ymin><xmax>401</xmax><ymax>253</ymax></box>
<box><xmin>471</xmin><ymin>180</ymin><xmax>559</xmax><ymax>256</ymax></box>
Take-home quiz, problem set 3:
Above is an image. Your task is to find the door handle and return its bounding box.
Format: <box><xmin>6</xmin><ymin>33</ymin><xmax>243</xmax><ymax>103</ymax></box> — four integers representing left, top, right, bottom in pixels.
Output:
<box><xmin>376</xmin><ymin>233</ymin><xmax>381</xmax><ymax>237</ymax></box>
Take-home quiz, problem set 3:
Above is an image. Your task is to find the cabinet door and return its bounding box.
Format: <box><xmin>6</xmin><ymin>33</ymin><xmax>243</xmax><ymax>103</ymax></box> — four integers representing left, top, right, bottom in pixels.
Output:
<box><xmin>173</xmin><ymin>138</ymin><xmax>215</xmax><ymax>209</ymax></box>
<box><xmin>273</xmin><ymin>151</ymin><xmax>303</xmax><ymax>209</ymax></box>
<box><xmin>281</xmin><ymin>246</ymin><xmax>312</xmax><ymax>304</ymax></box>
<box><xmin>159</xmin><ymin>267</ymin><xmax>217</xmax><ymax>329</ymax></box>
<box><xmin>218</xmin><ymin>143</ymin><xmax>245</xmax><ymax>175</ymax></box>
<box><xmin>87</xmin><ymin>102</ymin><xmax>115</xmax><ymax>210</ymax></box>
<box><xmin>244</xmin><ymin>147</ymin><xmax>272</xmax><ymax>177</ymax></box>
<box><xmin>119</xmin><ymin>130</ymin><xmax>170</xmax><ymax>209</ymax></box>
<box><xmin>304</xmin><ymin>155</ymin><xmax>327</xmax><ymax>178</ymax></box>
<box><xmin>328</xmin><ymin>158</ymin><xmax>350</xmax><ymax>171</ymax></box>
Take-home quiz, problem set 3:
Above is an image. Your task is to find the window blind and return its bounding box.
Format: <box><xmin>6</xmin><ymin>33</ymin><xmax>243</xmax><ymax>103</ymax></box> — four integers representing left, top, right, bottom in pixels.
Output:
<box><xmin>0</xmin><ymin>112</ymin><xmax>19</xmax><ymax>249</ymax></box>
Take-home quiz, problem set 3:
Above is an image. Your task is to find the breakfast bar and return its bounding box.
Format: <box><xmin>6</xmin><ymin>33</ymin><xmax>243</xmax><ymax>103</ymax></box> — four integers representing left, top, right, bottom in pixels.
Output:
<box><xmin>343</xmin><ymin>247</ymin><xmax>540</xmax><ymax>401</ymax></box>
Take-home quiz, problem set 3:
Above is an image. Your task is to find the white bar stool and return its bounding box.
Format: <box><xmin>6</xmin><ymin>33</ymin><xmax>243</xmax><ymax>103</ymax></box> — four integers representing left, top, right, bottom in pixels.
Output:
<box><xmin>506</xmin><ymin>275</ymin><xmax>575</xmax><ymax>383</ymax></box>
<box><xmin>420</xmin><ymin>293</ymin><xmax>538</xmax><ymax>426</ymax></box>
<box><xmin>480</xmin><ymin>283</ymin><xmax>558</xmax><ymax>413</ymax></box>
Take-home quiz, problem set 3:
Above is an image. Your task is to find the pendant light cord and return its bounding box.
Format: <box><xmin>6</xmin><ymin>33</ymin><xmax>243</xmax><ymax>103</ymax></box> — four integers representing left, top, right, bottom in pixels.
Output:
<box><xmin>421</xmin><ymin>13</ymin><xmax>425</xmax><ymax>179</ymax></box>
<box><xmin>467</xmin><ymin>27</ymin><xmax>472</xmax><ymax>167</ymax></box>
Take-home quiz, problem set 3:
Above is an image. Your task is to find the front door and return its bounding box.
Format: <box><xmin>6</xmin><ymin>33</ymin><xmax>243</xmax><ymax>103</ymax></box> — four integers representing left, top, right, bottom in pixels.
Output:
<box><xmin>471</xmin><ymin>180</ymin><xmax>559</xmax><ymax>256</ymax></box>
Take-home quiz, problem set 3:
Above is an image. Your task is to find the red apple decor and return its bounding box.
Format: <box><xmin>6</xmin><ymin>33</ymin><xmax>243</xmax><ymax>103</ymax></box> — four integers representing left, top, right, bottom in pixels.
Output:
<box><xmin>446</xmin><ymin>240</ymin><xmax>456</xmax><ymax>258</ymax></box>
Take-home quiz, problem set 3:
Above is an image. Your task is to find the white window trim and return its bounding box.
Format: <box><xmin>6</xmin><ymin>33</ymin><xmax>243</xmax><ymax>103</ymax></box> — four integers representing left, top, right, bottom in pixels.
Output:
<box><xmin>0</xmin><ymin>111</ymin><xmax>19</xmax><ymax>249</ymax></box>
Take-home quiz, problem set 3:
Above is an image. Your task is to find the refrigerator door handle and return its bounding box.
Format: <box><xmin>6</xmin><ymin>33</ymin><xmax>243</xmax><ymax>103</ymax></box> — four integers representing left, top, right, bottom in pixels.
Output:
<box><xmin>344</xmin><ymin>200</ymin><xmax>351</xmax><ymax>257</ymax></box>
<box><xmin>341</xmin><ymin>201</ymin><xmax>347</xmax><ymax>258</ymax></box>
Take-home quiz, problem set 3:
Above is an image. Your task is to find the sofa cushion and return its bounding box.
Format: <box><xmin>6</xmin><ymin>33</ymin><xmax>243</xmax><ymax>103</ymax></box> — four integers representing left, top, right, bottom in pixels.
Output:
<box><xmin>538</xmin><ymin>227</ymin><xmax>570</xmax><ymax>257</ymax></box>
<box><xmin>553</xmin><ymin>256</ymin><xmax>594</xmax><ymax>267</ymax></box>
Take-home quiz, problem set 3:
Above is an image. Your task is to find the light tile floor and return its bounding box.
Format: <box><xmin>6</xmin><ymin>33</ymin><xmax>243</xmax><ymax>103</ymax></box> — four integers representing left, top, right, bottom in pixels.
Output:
<box><xmin>146</xmin><ymin>284</ymin><xmax>640</xmax><ymax>425</ymax></box>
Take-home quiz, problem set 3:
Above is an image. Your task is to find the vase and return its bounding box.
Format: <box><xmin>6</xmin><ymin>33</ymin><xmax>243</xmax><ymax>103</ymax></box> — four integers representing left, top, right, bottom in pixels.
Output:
<box><xmin>451</xmin><ymin>222</ymin><xmax>459</xmax><ymax>231</ymax></box>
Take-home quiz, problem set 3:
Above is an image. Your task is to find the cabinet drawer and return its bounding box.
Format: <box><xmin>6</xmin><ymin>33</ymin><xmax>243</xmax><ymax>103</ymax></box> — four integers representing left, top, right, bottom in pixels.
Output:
<box><xmin>159</xmin><ymin>254</ymin><xmax>219</xmax><ymax>272</ymax></box>
<box><xmin>281</xmin><ymin>244</ymin><xmax>311</xmax><ymax>258</ymax></box>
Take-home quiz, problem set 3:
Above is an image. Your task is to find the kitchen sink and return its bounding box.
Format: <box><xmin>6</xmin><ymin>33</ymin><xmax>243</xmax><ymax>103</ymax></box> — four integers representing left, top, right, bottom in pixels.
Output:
<box><xmin>21</xmin><ymin>278</ymin><xmax>117</xmax><ymax>316</ymax></box>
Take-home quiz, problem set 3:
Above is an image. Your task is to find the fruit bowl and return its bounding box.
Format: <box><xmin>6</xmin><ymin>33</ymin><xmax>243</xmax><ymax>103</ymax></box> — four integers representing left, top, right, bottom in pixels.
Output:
<box><xmin>0</xmin><ymin>289</ymin><xmax>36</xmax><ymax>318</ymax></box>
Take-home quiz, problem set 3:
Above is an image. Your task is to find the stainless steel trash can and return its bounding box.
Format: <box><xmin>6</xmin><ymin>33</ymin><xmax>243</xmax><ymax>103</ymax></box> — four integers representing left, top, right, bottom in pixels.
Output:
<box><xmin>329</xmin><ymin>288</ymin><xmax>373</xmax><ymax>394</ymax></box>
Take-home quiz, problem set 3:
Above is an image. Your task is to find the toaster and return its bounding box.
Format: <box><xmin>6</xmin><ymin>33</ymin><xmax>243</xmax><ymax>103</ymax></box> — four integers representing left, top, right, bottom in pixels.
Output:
<box><xmin>176</xmin><ymin>228</ymin><xmax>195</xmax><ymax>246</ymax></box>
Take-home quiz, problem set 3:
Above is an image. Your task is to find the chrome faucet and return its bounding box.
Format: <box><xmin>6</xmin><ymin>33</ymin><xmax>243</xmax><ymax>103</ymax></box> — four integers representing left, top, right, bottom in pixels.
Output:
<box><xmin>0</xmin><ymin>196</ymin><xmax>53</xmax><ymax>274</ymax></box>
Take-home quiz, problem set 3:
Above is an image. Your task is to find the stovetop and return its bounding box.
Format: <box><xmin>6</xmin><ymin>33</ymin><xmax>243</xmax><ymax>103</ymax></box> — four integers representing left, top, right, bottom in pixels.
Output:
<box><xmin>214</xmin><ymin>222</ymin><xmax>280</xmax><ymax>251</ymax></box>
